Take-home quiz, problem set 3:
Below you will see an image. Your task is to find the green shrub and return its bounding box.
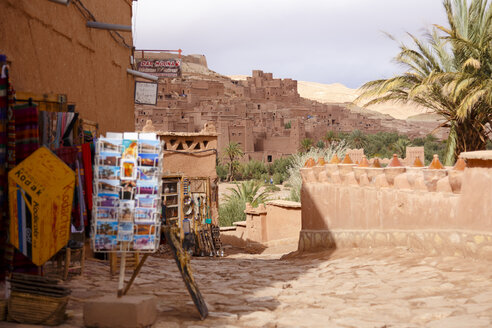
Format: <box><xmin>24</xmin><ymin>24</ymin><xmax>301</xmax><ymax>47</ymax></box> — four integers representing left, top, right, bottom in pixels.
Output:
<box><xmin>265</xmin><ymin>185</ymin><xmax>281</xmax><ymax>192</ymax></box>
<box><xmin>272</xmin><ymin>172</ymin><xmax>283</xmax><ymax>185</ymax></box>
<box><xmin>218</xmin><ymin>197</ymin><xmax>246</xmax><ymax>226</ymax></box>
<box><xmin>260</xmin><ymin>173</ymin><xmax>270</xmax><ymax>183</ymax></box>
<box><xmin>240</xmin><ymin>160</ymin><xmax>267</xmax><ymax>180</ymax></box>
<box><xmin>216</xmin><ymin>164</ymin><xmax>228</xmax><ymax>181</ymax></box>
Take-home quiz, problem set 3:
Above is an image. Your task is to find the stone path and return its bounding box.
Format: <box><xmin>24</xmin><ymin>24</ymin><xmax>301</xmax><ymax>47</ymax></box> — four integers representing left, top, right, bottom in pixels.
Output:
<box><xmin>3</xmin><ymin>246</ymin><xmax>492</xmax><ymax>327</ymax></box>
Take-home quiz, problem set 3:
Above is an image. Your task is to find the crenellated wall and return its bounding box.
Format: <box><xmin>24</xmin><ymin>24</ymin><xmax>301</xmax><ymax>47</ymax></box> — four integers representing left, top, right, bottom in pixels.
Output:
<box><xmin>298</xmin><ymin>151</ymin><xmax>492</xmax><ymax>260</ymax></box>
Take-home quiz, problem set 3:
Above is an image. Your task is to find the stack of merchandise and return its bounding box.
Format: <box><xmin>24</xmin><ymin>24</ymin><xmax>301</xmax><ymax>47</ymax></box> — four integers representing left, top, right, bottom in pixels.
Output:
<box><xmin>92</xmin><ymin>133</ymin><xmax>163</xmax><ymax>253</ymax></box>
<box><xmin>7</xmin><ymin>273</ymin><xmax>71</xmax><ymax>325</ymax></box>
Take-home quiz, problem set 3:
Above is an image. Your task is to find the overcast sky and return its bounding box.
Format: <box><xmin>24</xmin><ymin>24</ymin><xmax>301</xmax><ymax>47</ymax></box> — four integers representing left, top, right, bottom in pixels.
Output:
<box><xmin>133</xmin><ymin>0</ymin><xmax>447</xmax><ymax>88</ymax></box>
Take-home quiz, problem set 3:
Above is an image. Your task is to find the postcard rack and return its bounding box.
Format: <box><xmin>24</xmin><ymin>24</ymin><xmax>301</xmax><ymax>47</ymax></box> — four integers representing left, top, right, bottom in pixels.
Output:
<box><xmin>91</xmin><ymin>132</ymin><xmax>163</xmax><ymax>254</ymax></box>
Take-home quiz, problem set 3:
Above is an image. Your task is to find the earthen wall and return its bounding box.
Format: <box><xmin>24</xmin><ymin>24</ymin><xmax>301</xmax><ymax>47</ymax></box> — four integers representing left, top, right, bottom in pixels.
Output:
<box><xmin>1</xmin><ymin>0</ymin><xmax>135</xmax><ymax>133</ymax></box>
<box><xmin>298</xmin><ymin>151</ymin><xmax>492</xmax><ymax>259</ymax></box>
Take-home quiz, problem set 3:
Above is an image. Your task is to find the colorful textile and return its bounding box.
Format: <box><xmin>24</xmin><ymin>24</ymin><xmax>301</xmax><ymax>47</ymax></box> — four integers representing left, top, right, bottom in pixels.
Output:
<box><xmin>82</xmin><ymin>142</ymin><xmax>93</xmax><ymax>211</ymax></box>
<box><xmin>0</xmin><ymin>76</ymin><xmax>8</xmax><ymax>279</ymax></box>
<box><xmin>39</xmin><ymin>111</ymin><xmax>77</xmax><ymax>150</ymax></box>
<box><xmin>5</xmin><ymin>97</ymin><xmax>40</xmax><ymax>275</ymax></box>
<box><xmin>54</xmin><ymin>146</ymin><xmax>86</xmax><ymax>231</ymax></box>
<box><xmin>9</xmin><ymin>104</ymin><xmax>39</xmax><ymax>165</ymax></box>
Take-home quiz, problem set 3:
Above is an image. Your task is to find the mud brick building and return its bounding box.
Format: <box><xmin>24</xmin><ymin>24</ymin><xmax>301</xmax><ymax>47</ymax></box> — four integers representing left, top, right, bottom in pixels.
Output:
<box><xmin>135</xmin><ymin>53</ymin><xmax>444</xmax><ymax>163</ymax></box>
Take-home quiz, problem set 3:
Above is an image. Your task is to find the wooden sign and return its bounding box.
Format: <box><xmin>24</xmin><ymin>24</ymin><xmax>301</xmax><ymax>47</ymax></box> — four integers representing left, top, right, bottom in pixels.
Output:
<box><xmin>8</xmin><ymin>147</ymin><xmax>75</xmax><ymax>266</ymax></box>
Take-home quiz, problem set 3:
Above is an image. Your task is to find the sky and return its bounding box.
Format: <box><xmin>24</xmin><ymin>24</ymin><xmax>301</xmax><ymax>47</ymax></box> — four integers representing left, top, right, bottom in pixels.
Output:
<box><xmin>133</xmin><ymin>0</ymin><xmax>447</xmax><ymax>89</ymax></box>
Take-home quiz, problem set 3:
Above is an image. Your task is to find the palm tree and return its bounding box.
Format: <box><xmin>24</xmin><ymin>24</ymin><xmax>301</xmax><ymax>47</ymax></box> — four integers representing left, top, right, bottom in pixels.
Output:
<box><xmin>356</xmin><ymin>0</ymin><xmax>492</xmax><ymax>165</ymax></box>
<box><xmin>299</xmin><ymin>138</ymin><xmax>314</xmax><ymax>153</ymax></box>
<box><xmin>347</xmin><ymin>130</ymin><xmax>368</xmax><ymax>149</ymax></box>
<box><xmin>223</xmin><ymin>142</ymin><xmax>244</xmax><ymax>181</ymax></box>
<box><xmin>223</xmin><ymin>180</ymin><xmax>270</xmax><ymax>207</ymax></box>
<box><xmin>392</xmin><ymin>138</ymin><xmax>412</xmax><ymax>158</ymax></box>
<box><xmin>323</xmin><ymin>130</ymin><xmax>340</xmax><ymax>146</ymax></box>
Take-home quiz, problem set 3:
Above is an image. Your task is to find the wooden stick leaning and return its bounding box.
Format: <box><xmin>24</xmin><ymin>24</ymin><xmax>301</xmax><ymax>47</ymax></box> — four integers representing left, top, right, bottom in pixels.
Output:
<box><xmin>122</xmin><ymin>253</ymin><xmax>150</xmax><ymax>296</ymax></box>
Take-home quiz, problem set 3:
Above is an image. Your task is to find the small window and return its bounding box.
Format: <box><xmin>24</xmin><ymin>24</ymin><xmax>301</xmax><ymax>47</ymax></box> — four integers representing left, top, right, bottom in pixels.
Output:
<box><xmin>267</xmin><ymin>155</ymin><xmax>272</xmax><ymax>163</ymax></box>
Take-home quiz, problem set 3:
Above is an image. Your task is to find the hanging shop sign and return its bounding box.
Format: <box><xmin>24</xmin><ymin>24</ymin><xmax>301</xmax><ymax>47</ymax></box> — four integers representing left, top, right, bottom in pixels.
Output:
<box><xmin>92</xmin><ymin>132</ymin><xmax>163</xmax><ymax>253</ymax></box>
<box><xmin>134</xmin><ymin>81</ymin><xmax>158</xmax><ymax>105</ymax></box>
<box><xmin>8</xmin><ymin>147</ymin><xmax>75</xmax><ymax>266</ymax></box>
<box><xmin>136</xmin><ymin>58</ymin><xmax>182</xmax><ymax>78</ymax></box>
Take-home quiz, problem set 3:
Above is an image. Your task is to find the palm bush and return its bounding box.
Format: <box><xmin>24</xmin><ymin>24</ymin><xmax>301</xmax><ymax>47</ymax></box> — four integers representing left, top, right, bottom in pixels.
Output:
<box><xmin>218</xmin><ymin>180</ymin><xmax>271</xmax><ymax>226</ymax></box>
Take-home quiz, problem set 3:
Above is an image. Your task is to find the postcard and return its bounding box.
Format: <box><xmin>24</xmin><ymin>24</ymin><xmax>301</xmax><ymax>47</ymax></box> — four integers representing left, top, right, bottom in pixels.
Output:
<box><xmin>119</xmin><ymin>200</ymin><xmax>135</xmax><ymax>221</ymax></box>
<box><xmin>97</xmin><ymin>193</ymin><xmax>119</xmax><ymax>207</ymax></box>
<box><xmin>133</xmin><ymin>235</ymin><xmax>156</xmax><ymax>250</ymax></box>
<box><xmin>136</xmin><ymin>180</ymin><xmax>159</xmax><ymax>195</ymax></box>
<box><xmin>134</xmin><ymin>207</ymin><xmax>156</xmax><ymax>223</ymax></box>
<box><xmin>139</xmin><ymin>153</ymin><xmax>159</xmax><ymax>167</ymax></box>
<box><xmin>94</xmin><ymin>234</ymin><xmax>117</xmax><ymax>251</ymax></box>
<box><xmin>117</xmin><ymin>222</ymin><xmax>134</xmax><ymax>242</ymax></box>
<box><xmin>121</xmin><ymin>159</ymin><xmax>137</xmax><ymax>180</ymax></box>
<box><xmin>98</xmin><ymin>152</ymin><xmax>120</xmax><ymax>166</ymax></box>
<box><xmin>99</xmin><ymin>138</ymin><xmax>122</xmax><ymax>153</ymax></box>
<box><xmin>97</xmin><ymin>166</ymin><xmax>119</xmax><ymax>180</ymax></box>
<box><xmin>137</xmin><ymin>166</ymin><xmax>159</xmax><ymax>181</ymax></box>
<box><xmin>96</xmin><ymin>220</ymin><xmax>118</xmax><ymax>235</ymax></box>
<box><xmin>122</xmin><ymin>139</ymin><xmax>138</xmax><ymax>160</ymax></box>
<box><xmin>134</xmin><ymin>224</ymin><xmax>156</xmax><ymax>235</ymax></box>
<box><xmin>120</xmin><ymin>180</ymin><xmax>136</xmax><ymax>200</ymax></box>
<box><xmin>135</xmin><ymin>195</ymin><xmax>160</xmax><ymax>209</ymax></box>
<box><xmin>97</xmin><ymin>179</ymin><xmax>120</xmax><ymax>194</ymax></box>
<box><xmin>139</xmin><ymin>139</ymin><xmax>160</xmax><ymax>154</ymax></box>
<box><xmin>96</xmin><ymin>207</ymin><xmax>119</xmax><ymax>220</ymax></box>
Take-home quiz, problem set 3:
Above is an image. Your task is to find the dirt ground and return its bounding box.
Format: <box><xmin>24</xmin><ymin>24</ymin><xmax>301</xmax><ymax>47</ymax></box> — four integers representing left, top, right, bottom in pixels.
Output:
<box><xmin>3</xmin><ymin>244</ymin><xmax>491</xmax><ymax>328</ymax></box>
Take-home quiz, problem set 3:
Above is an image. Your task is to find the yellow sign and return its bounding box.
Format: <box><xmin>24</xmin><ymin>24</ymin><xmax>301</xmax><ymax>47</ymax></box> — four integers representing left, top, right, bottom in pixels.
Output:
<box><xmin>8</xmin><ymin>147</ymin><xmax>75</xmax><ymax>266</ymax></box>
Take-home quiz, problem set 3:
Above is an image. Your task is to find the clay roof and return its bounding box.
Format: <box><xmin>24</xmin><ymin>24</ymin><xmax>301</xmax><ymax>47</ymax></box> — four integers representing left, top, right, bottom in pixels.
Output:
<box><xmin>304</xmin><ymin>158</ymin><xmax>316</xmax><ymax>167</ymax></box>
<box><xmin>453</xmin><ymin>157</ymin><xmax>467</xmax><ymax>171</ymax></box>
<box><xmin>329</xmin><ymin>154</ymin><xmax>341</xmax><ymax>164</ymax></box>
<box><xmin>342</xmin><ymin>154</ymin><xmax>353</xmax><ymax>164</ymax></box>
<box><xmin>388</xmin><ymin>154</ymin><xmax>403</xmax><ymax>167</ymax></box>
<box><xmin>358</xmin><ymin>156</ymin><xmax>370</xmax><ymax>167</ymax></box>
<box><xmin>412</xmin><ymin>156</ymin><xmax>424</xmax><ymax>167</ymax></box>
<box><xmin>371</xmin><ymin>158</ymin><xmax>382</xmax><ymax>168</ymax></box>
<box><xmin>428</xmin><ymin>154</ymin><xmax>444</xmax><ymax>169</ymax></box>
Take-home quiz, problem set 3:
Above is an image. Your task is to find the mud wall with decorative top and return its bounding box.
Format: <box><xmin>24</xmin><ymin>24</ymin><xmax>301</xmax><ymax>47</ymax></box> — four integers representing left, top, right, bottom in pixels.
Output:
<box><xmin>299</xmin><ymin>151</ymin><xmax>492</xmax><ymax>259</ymax></box>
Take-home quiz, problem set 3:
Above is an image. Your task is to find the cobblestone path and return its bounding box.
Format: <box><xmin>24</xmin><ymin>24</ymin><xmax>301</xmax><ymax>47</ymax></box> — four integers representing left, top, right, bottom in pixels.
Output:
<box><xmin>4</xmin><ymin>246</ymin><xmax>492</xmax><ymax>327</ymax></box>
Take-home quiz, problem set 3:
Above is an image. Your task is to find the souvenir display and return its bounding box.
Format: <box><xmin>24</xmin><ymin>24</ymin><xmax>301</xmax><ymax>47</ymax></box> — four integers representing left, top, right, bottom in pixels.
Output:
<box><xmin>92</xmin><ymin>133</ymin><xmax>163</xmax><ymax>253</ymax></box>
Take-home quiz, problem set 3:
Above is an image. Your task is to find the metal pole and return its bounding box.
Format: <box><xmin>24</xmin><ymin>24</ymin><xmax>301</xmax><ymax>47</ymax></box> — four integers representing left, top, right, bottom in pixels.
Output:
<box><xmin>86</xmin><ymin>21</ymin><xmax>132</xmax><ymax>32</ymax></box>
<box><xmin>126</xmin><ymin>68</ymin><xmax>158</xmax><ymax>81</ymax></box>
<box><xmin>48</xmin><ymin>0</ymin><xmax>70</xmax><ymax>5</ymax></box>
